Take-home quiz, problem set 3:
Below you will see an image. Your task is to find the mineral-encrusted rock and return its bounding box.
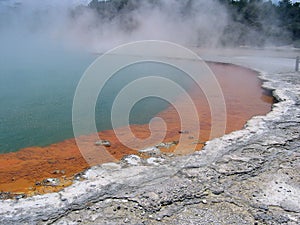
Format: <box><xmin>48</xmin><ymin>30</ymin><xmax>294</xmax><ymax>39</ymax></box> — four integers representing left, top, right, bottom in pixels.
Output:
<box><xmin>52</xmin><ymin>170</ymin><xmax>65</xmax><ymax>175</ymax></box>
<box><xmin>138</xmin><ymin>147</ymin><xmax>161</xmax><ymax>157</ymax></box>
<box><xmin>146</xmin><ymin>157</ymin><xmax>165</xmax><ymax>166</ymax></box>
<box><xmin>155</xmin><ymin>141</ymin><xmax>178</xmax><ymax>149</ymax></box>
<box><xmin>41</xmin><ymin>178</ymin><xmax>60</xmax><ymax>187</ymax></box>
<box><xmin>121</xmin><ymin>155</ymin><xmax>142</xmax><ymax>166</ymax></box>
<box><xmin>101</xmin><ymin>162</ymin><xmax>121</xmax><ymax>170</ymax></box>
<box><xmin>95</xmin><ymin>140</ymin><xmax>111</xmax><ymax>147</ymax></box>
<box><xmin>0</xmin><ymin>192</ymin><xmax>13</xmax><ymax>200</ymax></box>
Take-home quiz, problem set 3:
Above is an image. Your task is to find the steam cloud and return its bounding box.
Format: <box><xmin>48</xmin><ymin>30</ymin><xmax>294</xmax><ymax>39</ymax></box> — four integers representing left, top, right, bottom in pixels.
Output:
<box><xmin>71</xmin><ymin>0</ymin><xmax>229</xmax><ymax>51</ymax></box>
<box><xmin>0</xmin><ymin>0</ymin><xmax>230</xmax><ymax>52</ymax></box>
<box><xmin>0</xmin><ymin>0</ymin><xmax>292</xmax><ymax>52</ymax></box>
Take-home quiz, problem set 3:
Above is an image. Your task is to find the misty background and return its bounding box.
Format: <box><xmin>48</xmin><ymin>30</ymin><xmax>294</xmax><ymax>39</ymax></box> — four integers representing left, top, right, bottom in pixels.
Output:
<box><xmin>0</xmin><ymin>0</ymin><xmax>299</xmax><ymax>52</ymax></box>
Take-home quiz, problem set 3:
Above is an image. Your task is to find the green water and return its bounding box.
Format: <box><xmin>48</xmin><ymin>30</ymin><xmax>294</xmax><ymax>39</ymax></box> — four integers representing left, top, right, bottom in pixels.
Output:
<box><xmin>0</xmin><ymin>42</ymin><xmax>193</xmax><ymax>154</ymax></box>
<box><xmin>0</xmin><ymin>44</ymin><xmax>93</xmax><ymax>153</ymax></box>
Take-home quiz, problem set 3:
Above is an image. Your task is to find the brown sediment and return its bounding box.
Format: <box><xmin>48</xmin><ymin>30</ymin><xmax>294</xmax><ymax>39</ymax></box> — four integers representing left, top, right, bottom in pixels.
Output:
<box><xmin>0</xmin><ymin>62</ymin><xmax>273</xmax><ymax>197</ymax></box>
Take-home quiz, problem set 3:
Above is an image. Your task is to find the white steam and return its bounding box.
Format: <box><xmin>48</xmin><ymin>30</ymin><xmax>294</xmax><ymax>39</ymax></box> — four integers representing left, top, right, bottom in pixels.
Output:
<box><xmin>0</xmin><ymin>0</ymin><xmax>229</xmax><ymax>52</ymax></box>
<box><xmin>70</xmin><ymin>0</ymin><xmax>229</xmax><ymax>51</ymax></box>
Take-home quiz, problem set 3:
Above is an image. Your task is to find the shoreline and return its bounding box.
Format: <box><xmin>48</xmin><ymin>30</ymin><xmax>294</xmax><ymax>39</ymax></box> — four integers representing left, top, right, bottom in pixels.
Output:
<box><xmin>0</xmin><ymin>62</ymin><xmax>273</xmax><ymax>197</ymax></box>
<box><xmin>1</xmin><ymin>50</ymin><xmax>299</xmax><ymax>224</ymax></box>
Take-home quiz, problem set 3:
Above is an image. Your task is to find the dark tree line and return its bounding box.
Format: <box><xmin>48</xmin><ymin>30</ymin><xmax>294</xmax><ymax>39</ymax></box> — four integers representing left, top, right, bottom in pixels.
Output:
<box><xmin>219</xmin><ymin>0</ymin><xmax>300</xmax><ymax>46</ymax></box>
<box><xmin>85</xmin><ymin>0</ymin><xmax>300</xmax><ymax>47</ymax></box>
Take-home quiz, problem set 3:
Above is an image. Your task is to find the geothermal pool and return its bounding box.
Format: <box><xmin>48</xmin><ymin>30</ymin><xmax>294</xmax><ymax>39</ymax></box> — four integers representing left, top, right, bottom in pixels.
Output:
<box><xmin>0</xmin><ymin>55</ymin><xmax>273</xmax><ymax>196</ymax></box>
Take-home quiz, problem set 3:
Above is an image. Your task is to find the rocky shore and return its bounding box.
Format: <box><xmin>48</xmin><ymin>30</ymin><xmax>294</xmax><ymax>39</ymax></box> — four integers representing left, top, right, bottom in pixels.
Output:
<box><xmin>1</xmin><ymin>49</ymin><xmax>299</xmax><ymax>224</ymax></box>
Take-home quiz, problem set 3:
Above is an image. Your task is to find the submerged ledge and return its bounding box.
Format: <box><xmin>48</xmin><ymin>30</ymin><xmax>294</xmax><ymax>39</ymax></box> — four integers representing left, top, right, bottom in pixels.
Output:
<box><xmin>1</xmin><ymin>52</ymin><xmax>300</xmax><ymax>224</ymax></box>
